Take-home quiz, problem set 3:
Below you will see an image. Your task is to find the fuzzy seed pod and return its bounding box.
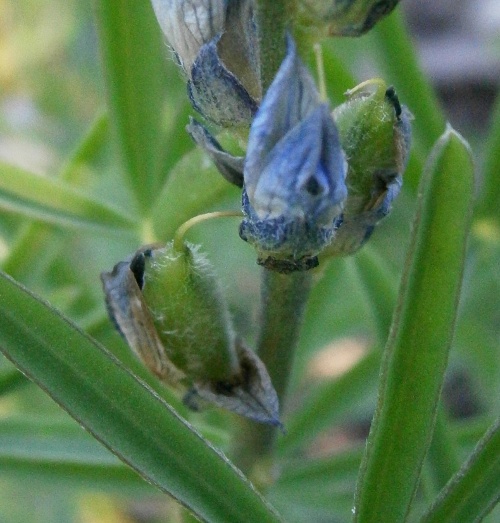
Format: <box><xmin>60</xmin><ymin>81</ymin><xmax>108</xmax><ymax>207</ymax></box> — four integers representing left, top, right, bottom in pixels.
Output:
<box><xmin>323</xmin><ymin>79</ymin><xmax>412</xmax><ymax>257</ymax></box>
<box><xmin>101</xmin><ymin>241</ymin><xmax>281</xmax><ymax>425</ymax></box>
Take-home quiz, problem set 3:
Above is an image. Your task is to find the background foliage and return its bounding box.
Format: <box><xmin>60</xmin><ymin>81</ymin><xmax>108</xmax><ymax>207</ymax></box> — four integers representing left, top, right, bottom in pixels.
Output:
<box><xmin>0</xmin><ymin>1</ymin><xmax>499</xmax><ymax>522</ymax></box>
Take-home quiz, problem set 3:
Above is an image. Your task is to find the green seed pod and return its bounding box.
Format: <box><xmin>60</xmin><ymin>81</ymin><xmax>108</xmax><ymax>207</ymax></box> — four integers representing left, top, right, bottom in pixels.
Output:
<box><xmin>297</xmin><ymin>0</ymin><xmax>400</xmax><ymax>37</ymax></box>
<box><xmin>322</xmin><ymin>79</ymin><xmax>412</xmax><ymax>257</ymax></box>
<box><xmin>101</xmin><ymin>241</ymin><xmax>280</xmax><ymax>426</ymax></box>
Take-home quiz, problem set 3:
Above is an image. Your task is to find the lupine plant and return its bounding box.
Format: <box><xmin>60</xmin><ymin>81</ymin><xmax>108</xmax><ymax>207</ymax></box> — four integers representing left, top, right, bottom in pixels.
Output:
<box><xmin>0</xmin><ymin>1</ymin><xmax>499</xmax><ymax>522</ymax></box>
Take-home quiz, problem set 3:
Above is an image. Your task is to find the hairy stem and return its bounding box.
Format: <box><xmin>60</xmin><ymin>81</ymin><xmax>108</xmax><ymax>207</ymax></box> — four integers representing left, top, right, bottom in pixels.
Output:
<box><xmin>233</xmin><ymin>270</ymin><xmax>312</xmax><ymax>478</ymax></box>
<box><xmin>254</xmin><ymin>0</ymin><xmax>290</xmax><ymax>92</ymax></box>
<box><xmin>232</xmin><ymin>0</ymin><xmax>311</xmax><ymax>480</ymax></box>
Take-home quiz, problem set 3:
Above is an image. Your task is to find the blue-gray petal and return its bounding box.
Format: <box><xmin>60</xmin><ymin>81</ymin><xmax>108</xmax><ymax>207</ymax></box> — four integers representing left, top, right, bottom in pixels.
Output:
<box><xmin>186</xmin><ymin>117</ymin><xmax>244</xmax><ymax>187</ymax></box>
<box><xmin>250</xmin><ymin>104</ymin><xmax>346</xmax><ymax>225</ymax></box>
<box><xmin>240</xmin><ymin>104</ymin><xmax>346</xmax><ymax>268</ymax></box>
<box><xmin>244</xmin><ymin>36</ymin><xmax>321</xmax><ymax>197</ymax></box>
<box><xmin>188</xmin><ymin>35</ymin><xmax>258</xmax><ymax>127</ymax></box>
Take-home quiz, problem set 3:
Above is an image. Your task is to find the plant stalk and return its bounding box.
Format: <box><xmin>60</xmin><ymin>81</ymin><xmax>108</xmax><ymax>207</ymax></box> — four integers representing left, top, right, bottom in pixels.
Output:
<box><xmin>254</xmin><ymin>0</ymin><xmax>290</xmax><ymax>92</ymax></box>
<box><xmin>233</xmin><ymin>269</ymin><xmax>312</xmax><ymax>478</ymax></box>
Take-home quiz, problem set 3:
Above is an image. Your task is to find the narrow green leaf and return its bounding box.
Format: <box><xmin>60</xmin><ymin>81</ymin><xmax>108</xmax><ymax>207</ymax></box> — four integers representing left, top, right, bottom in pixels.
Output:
<box><xmin>421</xmin><ymin>418</ymin><xmax>500</xmax><ymax>523</ymax></box>
<box><xmin>94</xmin><ymin>0</ymin><xmax>172</xmax><ymax>214</ymax></box>
<box><xmin>277</xmin><ymin>446</ymin><xmax>363</xmax><ymax>487</ymax></box>
<box><xmin>0</xmin><ymin>163</ymin><xmax>135</xmax><ymax>233</ymax></box>
<box><xmin>0</xmin><ymin>367</ymin><xmax>26</xmax><ymax>396</ymax></box>
<box><xmin>1</xmin><ymin>112</ymin><xmax>112</xmax><ymax>278</ymax></box>
<box><xmin>352</xmin><ymin>246</ymin><xmax>398</xmax><ymax>343</ymax></box>
<box><xmin>270</xmin><ymin>449</ymin><xmax>363</xmax><ymax>522</ymax></box>
<box><xmin>353</xmin><ymin>127</ymin><xmax>475</xmax><ymax>522</ymax></box>
<box><xmin>425</xmin><ymin>405</ymin><xmax>461</xmax><ymax>494</ymax></box>
<box><xmin>0</xmin><ymin>416</ymin><xmax>150</xmax><ymax>493</ymax></box>
<box><xmin>155</xmin><ymin>100</ymin><xmax>195</xmax><ymax>191</ymax></box>
<box><xmin>0</xmin><ymin>272</ymin><xmax>283</xmax><ymax>523</ymax></box>
<box><xmin>477</xmin><ymin>92</ymin><xmax>500</xmax><ymax>220</ymax></box>
<box><xmin>59</xmin><ymin>110</ymin><xmax>109</xmax><ymax>183</ymax></box>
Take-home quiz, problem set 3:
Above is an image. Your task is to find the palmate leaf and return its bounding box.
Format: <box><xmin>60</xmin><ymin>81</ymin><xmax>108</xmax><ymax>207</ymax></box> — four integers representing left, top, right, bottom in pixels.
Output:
<box><xmin>0</xmin><ymin>271</ymin><xmax>283</xmax><ymax>523</ymax></box>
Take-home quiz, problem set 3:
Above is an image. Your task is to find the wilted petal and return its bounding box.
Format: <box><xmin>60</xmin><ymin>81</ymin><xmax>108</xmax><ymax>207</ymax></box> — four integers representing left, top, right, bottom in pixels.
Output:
<box><xmin>152</xmin><ymin>0</ymin><xmax>260</xmax><ymax>128</ymax></box>
<box><xmin>101</xmin><ymin>246</ymin><xmax>186</xmax><ymax>385</ymax></box>
<box><xmin>188</xmin><ymin>36</ymin><xmax>258</xmax><ymax>127</ymax></box>
<box><xmin>240</xmin><ymin>37</ymin><xmax>347</xmax><ymax>272</ymax></box>
<box><xmin>151</xmin><ymin>0</ymin><xmax>225</xmax><ymax>71</ymax></box>
<box><xmin>217</xmin><ymin>0</ymin><xmax>261</xmax><ymax>101</ymax></box>
<box><xmin>195</xmin><ymin>343</ymin><xmax>281</xmax><ymax>426</ymax></box>
<box><xmin>298</xmin><ymin>0</ymin><xmax>401</xmax><ymax>37</ymax></box>
<box><xmin>186</xmin><ymin>117</ymin><xmax>244</xmax><ymax>187</ymax></box>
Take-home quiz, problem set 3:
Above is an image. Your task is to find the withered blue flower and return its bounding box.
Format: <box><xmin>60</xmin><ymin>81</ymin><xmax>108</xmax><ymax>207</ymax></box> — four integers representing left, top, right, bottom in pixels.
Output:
<box><xmin>151</xmin><ymin>0</ymin><xmax>260</xmax><ymax>127</ymax></box>
<box><xmin>239</xmin><ymin>37</ymin><xmax>347</xmax><ymax>272</ymax></box>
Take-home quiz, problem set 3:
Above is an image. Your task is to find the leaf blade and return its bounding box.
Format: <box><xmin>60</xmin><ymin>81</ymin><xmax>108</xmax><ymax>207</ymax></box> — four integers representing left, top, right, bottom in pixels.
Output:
<box><xmin>94</xmin><ymin>0</ymin><xmax>174</xmax><ymax>214</ymax></box>
<box><xmin>0</xmin><ymin>272</ymin><xmax>282</xmax><ymax>523</ymax></box>
<box><xmin>420</xmin><ymin>418</ymin><xmax>500</xmax><ymax>523</ymax></box>
<box><xmin>353</xmin><ymin>127</ymin><xmax>475</xmax><ymax>522</ymax></box>
<box><xmin>0</xmin><ymin>163</ymin><xmax>135</xmax><ymax>233</ymax></box>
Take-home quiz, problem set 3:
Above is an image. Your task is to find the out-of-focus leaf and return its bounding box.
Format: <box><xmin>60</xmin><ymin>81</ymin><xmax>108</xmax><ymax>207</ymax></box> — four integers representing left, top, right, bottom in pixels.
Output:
<box><xmin>0</xmin><ymin>163</ymin><xmax>135</xmax><ymax>233</ymax></box>
<box><xmin>372</xmin><ymin>9</ymin><xmax>445</xmax><ymax>189</ymax></box>
<box><xmin>425</xmin><ymin>405</ymin><xmax>461</xmax><ymax>494</ymax></box>
<box><xmin>280</xmin><ymin>349</ymin><xmax>380</xmax><ymax>454</ymax></box>
<box><xmin>0</xmin><ymin>272</ymin><xmax>283</xmax><ymax>523</ymax></box>
<box><xmin>421</xmin><ymin>418</ymin><xmax>500</xmax><ymax>523</ymax></box>
<box><xmin>269</xmin><ymin>449</ymin><xmax>362</xmax><ymax>522</ymax></box>
<box><xmin>94</xmin><ymin>0</ymin><xmax>175</xmax><ymax>214</ymax></box>
<box><xmin>353</xmin><ymin>127</ymin><xmax>475</xmax><ymax>522</ymax></box>
<box><xmin>151</xmin><ymin>148</ymin><xmax>239</xmax><ymax>240</ymax></box>
<box><xmin>352</xmin><ymin>246</ymin><xmax>398</xmax><ymax>343</ymax></box>
<box><xmin>59</xmin><ymin>110</ymin><xmax>109</xmax><ymax>183</ymax></box>
<box><xmin>0</xmin><ymin>416</ymin><xmax>149</xmax><ymax>493</ymax></box>
<box><xmin>477</xmin><ymin>93</ymin><xmax>500</xmax><ymax>221</ymax></box>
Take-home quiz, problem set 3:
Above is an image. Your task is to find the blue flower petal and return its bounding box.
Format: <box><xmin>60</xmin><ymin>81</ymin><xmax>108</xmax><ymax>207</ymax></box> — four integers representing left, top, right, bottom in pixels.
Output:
<box><xmin>244</xmin><ymin>36</ymin><xmax>320</xmax><ymax>197</ymax></box>
<box><xmin>189</xmin><ymin>36</ymin><xmax>258</xmax><ymax>127</ymax></box>
<box><xmin>240</xmin><ymin>36</ymin><xmax>347</xmax><ymax>271</ymax></box>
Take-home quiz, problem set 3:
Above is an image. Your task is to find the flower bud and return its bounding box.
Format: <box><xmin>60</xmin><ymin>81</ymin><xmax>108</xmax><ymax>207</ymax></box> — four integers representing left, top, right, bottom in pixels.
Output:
<box><xmin>101</xmin><ymin>242</ymin><xmax>280</xmax><ymax>425</ymax></box>
<box><xmin>297</xmin><ymin>0</ymin><xmax>401</xmax><ymax>37</ymax></box>
<box><xmin>151</xmin><ymin>0</ymin><xmax>260</xmax><ymax>127</ymax></box>
<box><xmin>239</xmin><ymin>37</ymin><xmax>347</xmax><ymax>272</ymax></box>
<box><xmin>322</xmin><ymin>79</ymin><xmax>411</xmax><ymax>257</ymax></box>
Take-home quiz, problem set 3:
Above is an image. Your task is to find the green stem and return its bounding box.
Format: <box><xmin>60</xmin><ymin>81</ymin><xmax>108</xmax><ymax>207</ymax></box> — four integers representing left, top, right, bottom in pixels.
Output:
<box><xmin>231</xmin><ymin>1</ymin><xmax>311</xmax><ymax>478</ymax></box>
<box><xmin>258</xmin><ymin>270</ymin><xmax>312</xmax><ymax>404</ymax></box>
<box><xmin>255</xmin><ymin>0</ymin><xmax>290</xmax><ymax>91</ymax></box>
<box><xmin>233</xmin><ymin>270</ymin><xmax>312</xmax><ymax>477</ymax></box>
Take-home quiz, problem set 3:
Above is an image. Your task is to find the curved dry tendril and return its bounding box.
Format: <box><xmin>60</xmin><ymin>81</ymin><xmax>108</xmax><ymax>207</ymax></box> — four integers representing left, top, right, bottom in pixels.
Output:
<box><xmin>173</xmin><ymin>211</ymin><xmax>244</xmax><ymax>252</ymax></box>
